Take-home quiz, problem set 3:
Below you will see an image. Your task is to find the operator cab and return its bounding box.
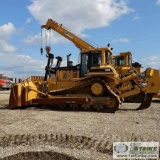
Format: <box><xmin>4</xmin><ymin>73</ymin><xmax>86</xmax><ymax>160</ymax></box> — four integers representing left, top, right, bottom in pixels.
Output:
<box><xmin>80</xmin><ymin>49</ymin><xmax>113</xmax><ymax>77</ymax></box>
<box><xmin>45</xmin><ymin>48</ymin><xmax>114</xmax><ymax>79</ymax></box>
<box><xmin>112</xmin><ymin>52</ymin><xmax>132</xmax><ymax>67</ymax></box>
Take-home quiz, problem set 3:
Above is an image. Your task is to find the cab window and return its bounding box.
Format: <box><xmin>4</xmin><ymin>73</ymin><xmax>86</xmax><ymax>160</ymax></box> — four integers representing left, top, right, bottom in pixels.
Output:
<box><xmin>117</xmin><ymin>57</ymin><xmax>125</xmax><ymax>66</ymax></box>
<box><xmin>92</xmin><ymin>52</ymin><xmax>101</xmax><ymax>66</ymax></box>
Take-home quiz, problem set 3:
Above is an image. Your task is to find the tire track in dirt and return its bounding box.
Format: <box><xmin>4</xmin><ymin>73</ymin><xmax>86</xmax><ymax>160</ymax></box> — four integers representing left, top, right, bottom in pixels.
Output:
<box><xmin>0</xmin><ymin>133</ymin><xmax>111</xmax><ymax>153</ymax></box>
<box><xmin>0</xmin><ymin>132</ymin><xmax>155</xmax><ymax>159</ymax></box>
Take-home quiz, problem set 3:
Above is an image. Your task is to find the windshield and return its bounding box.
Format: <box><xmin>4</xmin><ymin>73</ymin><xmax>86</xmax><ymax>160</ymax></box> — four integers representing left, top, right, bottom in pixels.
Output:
<box><xmin>117</xmin><ymin>57</ymin><xmax>125</xmax><ymax>66</ymax></box>
<box><xmin>92</xmin><ymin>52</ymin><xmax>101</xmax><ymax>66</ymax></box>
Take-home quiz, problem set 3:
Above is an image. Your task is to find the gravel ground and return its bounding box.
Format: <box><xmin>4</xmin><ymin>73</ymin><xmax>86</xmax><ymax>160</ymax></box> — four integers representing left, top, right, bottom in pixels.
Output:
<box><xmin>0</xmin><ymin>90</ymin><xmax>160</xmax><ymax>160</ymax></box>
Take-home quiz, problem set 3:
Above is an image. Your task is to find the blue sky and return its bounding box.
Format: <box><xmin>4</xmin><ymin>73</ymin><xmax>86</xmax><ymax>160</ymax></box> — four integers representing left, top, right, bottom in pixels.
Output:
<box><xmin>0</xmin><ymin>0</ymin><xmax>160</xmax><ymax>78</ymax></box>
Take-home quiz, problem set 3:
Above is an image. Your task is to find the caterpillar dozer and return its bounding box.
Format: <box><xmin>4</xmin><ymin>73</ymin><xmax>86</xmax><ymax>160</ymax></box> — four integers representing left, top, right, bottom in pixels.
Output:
<box><xmin>112</xmin><ymin>51</ymin><xmax>145</xmax><ymax>102</ymax></box>
<box><xmin>40</xmin><ymin>18</ymin><xmax>146</xmax><ymax>103</ymax></box>
<box><xmin>112</xmin><ymin>51</ymin><xmax>142</xmax><ymax>75</ymax></box>
<box><xmin>112</xmin><ymin>52</ymin><xmax>160</xmax><ymax>102</ymax></box>
<box><xmin>8</xmin><ymin>19</ymin><xmax>160</xmax><ymax>112</ymax></box>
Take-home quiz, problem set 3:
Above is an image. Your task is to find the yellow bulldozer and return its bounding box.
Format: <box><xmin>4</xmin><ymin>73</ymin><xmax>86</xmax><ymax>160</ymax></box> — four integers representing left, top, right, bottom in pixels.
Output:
<box><xmin>40</xmin><ymin>18</ymin><xmax>146</xmax><ymax>103</ymax></box>
<box><xmin>112</xmin><ymin>51</ymin><xmax>160</xmax><ymax>101</ymax></box>
<box><xmin>112</xmin><ymin>51</ymin><xmax>145</xmax><ymax>102</ymax></box>
<box><xmin>8</xmin><ymin>19</ymin><xmax>160</xmax><ymax>112</ymax></box>
<box><xmin>112</xmin><ymin>51</ymin><xmax>142</xmax><ymax>75</ymax></box>
<box><xmin>40</xmin><ymin>19</ymin><xmax>160</xmax><ymax>104</ymax></box>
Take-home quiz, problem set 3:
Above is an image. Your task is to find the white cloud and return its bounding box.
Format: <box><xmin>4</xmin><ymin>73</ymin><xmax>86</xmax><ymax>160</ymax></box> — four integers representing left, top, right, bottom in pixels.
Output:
<box><xmin>0</xmin><ymin>22</ymin><xmax>16</xmax><ymax>41</ymax></box>
<box><xmin>26</xmin><ymin>0</ymin><xmax>133</xmax><ymax>47</ymax></box>
<box><xmin>22</xmin><ymin>33</ymin><xmax>41</xmax><ymax>45</ymax></box>
<box><xmin>156</xmin><ymin>0</ymin><xmax>160</xmax><ymax>5</ymax></box>
<box><xmin>0</xmin><ymin>41</ymin><xmax>17</xmax><ymax>52</ymax></box>
<box><xmin>0</xmin><ymin>23</ymin><xmax>45</xmax><ymax>78</ymax></box>
<box><xmin>0</xmin><ymin>23</ymin><xmax>17</xmax><ymax>53</ymax></box>
<box><xmin>0</xmin><ymin>52</ymin><xmax>46</xmax><ymax>78</ymax></box>
<box><xmin>113</xmin><ymin>38</ymin><xmax>130</xmax><ymax>43</ymax></box>
<box><xmin>132</xmin><ymin>14</ymin><xmax>140</xmax><ymax>21</ymax></box>
<box><xmin>142</xmin><ymin>55</ymin><xmax>160</xmax><ymax>69</ymax></box>
<box><xmin>28</xmin><ymin>0</ymin><xmax>134</xmax><ymax>34</ymax></box>
<box><xmin>26</xmin><ymin>17</ymin><xmax>32</xmax><ymax>23</ymax></box>
<box><xmin>0</xmin><ymin>51</ymin><xmax>71</xmax><ymax>79</ymax></box>
<box><xmin>22</xmin><ymin>31</ymin><xmax>68</xmax><ymax>46</ymax></box>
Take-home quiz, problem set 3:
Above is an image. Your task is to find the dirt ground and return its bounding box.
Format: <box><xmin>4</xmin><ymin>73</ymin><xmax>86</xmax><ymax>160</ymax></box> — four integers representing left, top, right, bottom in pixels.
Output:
<box><xmin>0</xmin><ymin>90</ymin><xmax>159</xmax><ymax>160</ymax></box>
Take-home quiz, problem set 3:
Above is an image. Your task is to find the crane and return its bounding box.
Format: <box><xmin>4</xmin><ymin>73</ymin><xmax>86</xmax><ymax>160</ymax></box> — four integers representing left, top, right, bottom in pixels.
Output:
<box><xmin>41</xmin><ymin>19</ymin><xmax>94</xmax><ymax>51</ymax></box>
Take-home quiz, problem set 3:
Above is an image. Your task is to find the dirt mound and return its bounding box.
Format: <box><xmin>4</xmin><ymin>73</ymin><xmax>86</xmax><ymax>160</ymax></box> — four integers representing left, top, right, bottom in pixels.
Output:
<box><xmin>2</xmin><ymin>151</ymin><xmax>78</xmax><ymax>160</ymax></box>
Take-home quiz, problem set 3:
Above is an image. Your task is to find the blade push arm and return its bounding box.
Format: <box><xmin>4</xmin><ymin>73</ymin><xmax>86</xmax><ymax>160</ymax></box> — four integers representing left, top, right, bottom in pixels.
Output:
<box><xmin>41</xmin><ymin>19</ymin><xmax>94</xmax><ymax>51</ymax></box>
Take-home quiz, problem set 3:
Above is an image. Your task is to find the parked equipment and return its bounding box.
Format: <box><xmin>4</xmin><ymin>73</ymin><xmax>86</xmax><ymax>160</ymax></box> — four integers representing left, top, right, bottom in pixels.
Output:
<box><xmin>112</xmin><ymin>51</ymin><xmax>142</xmax><ymax>75</ymax></box>
<box><xmin>8</xmin><ymin>19</ymin><xmax>160</xmax><ymax>111</ymax></box>
<box><xmin>112</xmin><ymin>52</ymin><xmax>160</xmax><ymax>102</ymax></box>
<box><xmin>0</xmin><ymin>75</ymin><xmax>12</xmax><ymax>90</ymax></box>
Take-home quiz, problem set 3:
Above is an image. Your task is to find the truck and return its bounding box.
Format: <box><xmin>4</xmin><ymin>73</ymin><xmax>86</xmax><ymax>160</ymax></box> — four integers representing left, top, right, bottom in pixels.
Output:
<box><xmin>0</xmin><ymin>75</ymin><xmax>12</xmax><ymax>90</ymax></box>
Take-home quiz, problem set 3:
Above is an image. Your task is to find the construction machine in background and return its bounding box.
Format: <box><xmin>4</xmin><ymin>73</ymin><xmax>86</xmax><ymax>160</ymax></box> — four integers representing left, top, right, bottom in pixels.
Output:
<box><xmin>8</xmin><ymin>19</ymin><xmax>160</xmax><ymax>112</ymax></box>
<box><xmin>112</xmin><ymin>52</ymin><xmax>145</xmax><ymax>102</ymax></box>
<box><xmin>112</xmin><ymin>52</ymin><xmax>160</xmax><ymax>101</ymax></box>
<box><xmin>112</xmin><ymin>51</ymin><xmax>142</xmax><ymax>76</ymax></box>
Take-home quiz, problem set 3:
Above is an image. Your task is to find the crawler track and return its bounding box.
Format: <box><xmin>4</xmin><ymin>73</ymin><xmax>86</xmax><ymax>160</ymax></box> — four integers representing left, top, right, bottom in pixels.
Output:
<box><xmin>47</xmin><ymin>77</ymin><xmax>121</xmax><ymax>112</ymax></box>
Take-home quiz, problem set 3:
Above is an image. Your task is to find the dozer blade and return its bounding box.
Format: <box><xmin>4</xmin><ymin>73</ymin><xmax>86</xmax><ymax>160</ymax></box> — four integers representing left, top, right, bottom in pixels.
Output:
<box><xmin>136</xmin><ymin>93</ymin><xmax>154</xmax><ymax>110</ymax></box>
